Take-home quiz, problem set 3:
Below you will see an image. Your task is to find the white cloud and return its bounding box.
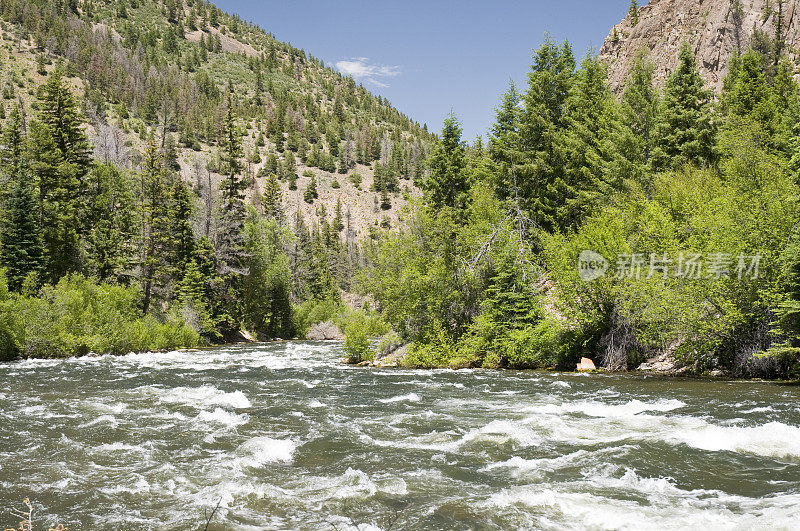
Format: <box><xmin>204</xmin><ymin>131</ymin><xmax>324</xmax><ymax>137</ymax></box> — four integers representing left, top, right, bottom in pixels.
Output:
<box><xmin>335</xmin><ymin>57</ymin><xmax>400</xmax><ymax>87</ymax></box>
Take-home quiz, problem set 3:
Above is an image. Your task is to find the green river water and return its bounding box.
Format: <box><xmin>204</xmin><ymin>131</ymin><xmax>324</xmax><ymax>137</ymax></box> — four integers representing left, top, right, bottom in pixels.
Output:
<box><xmin>1</xmin><ymin>341</ymin><xmax>799</xmax><ymax>529</ymax></box>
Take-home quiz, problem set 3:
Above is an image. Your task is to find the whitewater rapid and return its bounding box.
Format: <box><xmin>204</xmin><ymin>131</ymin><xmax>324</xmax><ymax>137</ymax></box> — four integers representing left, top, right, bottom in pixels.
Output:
<box><xmin>1</xmin><ymin>342</ymin><xmax>799</xmax><ymax>529</ymax></box>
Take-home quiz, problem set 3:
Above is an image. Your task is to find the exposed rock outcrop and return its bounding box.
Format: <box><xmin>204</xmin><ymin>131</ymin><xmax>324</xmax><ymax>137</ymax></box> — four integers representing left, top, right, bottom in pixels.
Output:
<box><xmin>305</xmin><ymin>321</ymin><xmax>345</xmax><ymax>341</ymax></box>
<box><xmin>599</xmin><ymin>0</ymin><xmax>800</xmax><ymax>94</ymax></box>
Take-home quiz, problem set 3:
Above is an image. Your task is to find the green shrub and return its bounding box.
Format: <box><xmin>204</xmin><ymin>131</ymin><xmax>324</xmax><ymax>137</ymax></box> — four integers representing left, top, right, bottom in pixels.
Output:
<box><xmin>0</xmin><ymin>272</ymin><xmax>199</xmax><ymax>360</ymax></box>
<box><xmin>293</xmin><ymin>297</ymin><xmax>345</xmax><ymax>337</ymax></box>
<box><xmin>342</xmin><ymin>310</ymin><xmax>374</xmax><ymax>363</ymax></box>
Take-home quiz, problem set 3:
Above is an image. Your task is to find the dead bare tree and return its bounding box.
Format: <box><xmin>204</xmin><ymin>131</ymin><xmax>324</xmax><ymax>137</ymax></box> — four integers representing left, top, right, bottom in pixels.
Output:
<box><xmin>201</xmin><ymin>499</ymin><xmax>222</xmax><ymax>531</ymax></box>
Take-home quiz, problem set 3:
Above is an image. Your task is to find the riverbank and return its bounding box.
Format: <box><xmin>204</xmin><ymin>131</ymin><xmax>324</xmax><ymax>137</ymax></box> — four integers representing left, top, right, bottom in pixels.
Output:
<box><xmin>351</xmin><ymin>338</ymin><xmax>796</xmax><ymax>381</ymax></box>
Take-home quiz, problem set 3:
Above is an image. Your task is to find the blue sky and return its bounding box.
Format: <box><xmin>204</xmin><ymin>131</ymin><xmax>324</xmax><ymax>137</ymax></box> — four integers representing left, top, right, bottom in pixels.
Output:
<box><xmin>215</xmin><ymin>1</ymin><xmax>643</xmax><ymax>140</ymax></box>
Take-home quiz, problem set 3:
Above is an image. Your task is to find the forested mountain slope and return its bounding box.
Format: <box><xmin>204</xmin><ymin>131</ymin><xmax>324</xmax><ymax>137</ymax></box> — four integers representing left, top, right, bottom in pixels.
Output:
<box><xmin>0</xmin><ymin>0</ymin><xmax>433</xmax><ymax>355</ymax></box>
<box><xmin>0</xmin><ymin>0</ymin><xmax>431</xmax><ymax>239</ymax></box>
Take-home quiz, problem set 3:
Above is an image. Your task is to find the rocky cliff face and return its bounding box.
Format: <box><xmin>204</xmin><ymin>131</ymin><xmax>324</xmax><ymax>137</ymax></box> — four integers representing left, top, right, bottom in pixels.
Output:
<box><xmin>599</xmin><ymin>0</ymin><xmax>800</xmax><ymax>94</ymax></box>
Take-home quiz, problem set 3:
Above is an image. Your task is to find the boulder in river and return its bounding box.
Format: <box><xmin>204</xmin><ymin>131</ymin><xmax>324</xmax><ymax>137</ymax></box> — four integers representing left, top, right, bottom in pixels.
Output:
<box><xmin>577</xmin><ymin>358</ymin><xmax>596</xmax><ymax>371</ymax></box>
<box><xmin>306</xmin><ymin>321</ymin><xmax>345</xmax><ymax>341</ymax></box>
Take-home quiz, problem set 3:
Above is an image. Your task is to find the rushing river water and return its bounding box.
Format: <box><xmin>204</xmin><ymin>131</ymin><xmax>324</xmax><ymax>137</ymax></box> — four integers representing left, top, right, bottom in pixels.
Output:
<box><xmin>1</xmin><ymin>342</ymin><xmax>800</xmax><ymax>529</ymax></box>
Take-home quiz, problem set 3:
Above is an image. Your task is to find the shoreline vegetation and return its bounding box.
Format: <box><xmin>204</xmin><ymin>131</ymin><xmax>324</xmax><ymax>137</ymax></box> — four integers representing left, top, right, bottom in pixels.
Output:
<box><xmin>0</xmin><ymin>1</ymin><xmax>798</xmax><ymax>381</ymax></box>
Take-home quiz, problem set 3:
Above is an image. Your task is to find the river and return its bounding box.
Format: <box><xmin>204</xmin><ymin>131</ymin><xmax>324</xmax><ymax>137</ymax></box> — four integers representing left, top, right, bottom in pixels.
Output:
<box><xmin>1</xmin><ymin>341</ymin><xmax>799</xmax><ymax>529</ymax></box>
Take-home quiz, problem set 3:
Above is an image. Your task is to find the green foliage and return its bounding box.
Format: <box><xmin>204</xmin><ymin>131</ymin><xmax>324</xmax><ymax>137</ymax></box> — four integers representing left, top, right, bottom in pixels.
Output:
<box><xmin>628</xmin><ymin>0</ymin><xmax>640</xmax><ymax>26</ymax></box>
<box><xmin>341</xmin><ymin>309</ymin><xmax>389</xmax><ymax>363</ymax></box>
<box><xmin>241</xmin><ymin>208</ymin><xmax>294</xmax><ymax>339</ymax></box>
<box><xmin>262</xmin><ymin>173</ymin><xmax>284</xmax><ymax>222</ymax></box>
<box><xmin>622</xmin><ymin>52</ymin><xmax>658</xmax><ymax>174</ymax></box>
<box><xmin>0</xmin><ymin>271</ymin><xmax>199</xmax><ymax>360</ymax></box>
<box><xmin>30</xmin><ymin>69</ymin><xmax>91</xmax><ymax>283</ymax></box>
<box><xmin>304</xmin><ymin>174</ymin><xmax>318</xmax><ymax>203</ymax></box>
<box><xmin>651</xmin><ymin>43</ymin><xmax>717</xmax><ymax>171</ymax></box>
<box><xmin>294</xmin><ymin>297</ymin><xmax>345</xmax><ymax>338</ymax></box>
<box><xmin>0</xmin><ymin>108</ymin><xmax>43</xmax><ymax>292</ymax></box>
<box><xmin>424</xmin><ymin>113</ymin><xmax>469</xmax><ymax>211</ymax></box>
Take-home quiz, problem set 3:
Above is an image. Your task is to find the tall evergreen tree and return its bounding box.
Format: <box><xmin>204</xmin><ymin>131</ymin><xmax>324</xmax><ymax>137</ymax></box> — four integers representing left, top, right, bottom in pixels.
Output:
<box><xmin>628</xmin><ymin>0</ymin><xmax>640</xmax><ymax>26</ymax></box>
<box><xmin>721</xmin><ymin>49</ymin><xmax>781</xmax><ymax>145</ymax></box>
<box><xmin>516</xmin><ymin>37</ymin><xmax>576</xmax><ymax>232</ymax></box>
<box><xmin>0</xmin><ymin>109</ymin><xmax>43</xmax><ymax>291</ymax></box>
<box><xmin>169</xmin><ymin>180</ymin><xmax>196</xmax><ymax>282</ymax></box>
<box><xmin>622</xmin><ymin>52</ymin><xmax>659</xmax><ymax>165</ymax></box>
<box><xmin>217</xmin><ymin>90</ymin><xmax>247</xmax><ymax>277</ymax></box>
<box><xmin>85</xmin><ymin>163</ymin><xmax>136</xmax><ymax>283</ymax></box>
<box><xmin>650</xmin><ymin>43</ymin><xmax>717</xmax><ymax>171</ymax></box>
<box><xmin>425</xmin><ymin>112</ymin><xmax>468</xmax><ymax>211</ymax></box>
<box><xmin>489</xmin><ymin>80</ymin><xmax>523</xmax><ymax>200</ymax></box>
<box><xmin>29</xmin><ymin>69</ymin><xmax>92</xmax><ymax>282</ymax></box>
<box><xmin>559</xmin><ymin>54</ymin><xmax>623</xmax><ymax>230</ymax></box>
<box><xmin>139</xmin><ymin>136</ymin><xmax>170</xmax><ymax>315</ymax></box>
<box><xmin>262</xmin><ymin>173</ymin><xmax>284</xmax><ymax>222</ymax></box>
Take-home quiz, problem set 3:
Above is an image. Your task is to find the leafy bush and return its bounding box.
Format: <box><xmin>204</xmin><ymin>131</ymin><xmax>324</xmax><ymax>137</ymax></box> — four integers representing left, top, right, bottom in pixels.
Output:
<box><xmin>293</xmin><ymin>297</ymin><xmax>345</xmax><ymax>338</ymax></box>
<box><xmin>342</xmin><ymin>310</ymin><xmax>374</xmax><ymax>363</ymax></box>
<box><xmin>0</xmin><ymin>271</ymin><xmax>199</xmax><ymax>360</ymax></box>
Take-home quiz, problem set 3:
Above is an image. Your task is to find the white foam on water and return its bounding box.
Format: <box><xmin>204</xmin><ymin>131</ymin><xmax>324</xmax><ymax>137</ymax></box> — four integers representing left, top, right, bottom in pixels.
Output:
<box><xmin>552</xmin><ymin>381</ymin><xmax>571</xmax><ymax>389</ymax></box>
<box><xmin>524</xmin><ymin>398</ymin><xmax>686</xmax><ymax>418</ymax></box>
<box><xmin>291</xmin><ymin>467</ymin><xmax>407</xmax><ymax>503</ymax></box>
<box><xmin>515</xmin><ymin>398</ymin><xmax>800</xmax><ymax>460</ymax></box>
<box><xmin>195</xmin><ymin>408</ymin><xmax>249</xmax><ymax>428</ymax></box>
<box><xmin>96</xmin><ymin>442</ymin><xmax>150</xmax><ymax>453</ymax></box>
<box><xmin>379</xmin><ymin>393</ymin><xmax>421</xmax><ymax>404</ymax></box>
<box><xmin>100</xmin><ymin>476</ymin><xmax>152</xmax><ymax>496</ymax></box>
<box><xmin>157</xmin><ymin>385</ymin><xmax>251</xmax><ymax>409</ymax></box>
<box><xmin>667</xmin><ymin>421</ymin><xmax>800</xmax><ymax>459</ymax></box>
<box><xmin>486</xmin><ymin>470</ymin><xmax>800</xmax><ymax>531</ymax></box>
<box><xmin>740</xmin><ymin>406</ymin><xmax>774</xmax><ymax>414</ymax></box>
<box><xmin>461</xmin><ymin>419</ymin><xmax>543</xmax><ymax>447</ymax></box>
<box><xmin>236</xmin><ymin>437</ymin><xmax>296</xmax><ymax>467</ymax></box>
<box><xmin>309</xmin><ymin>399</ymin><xmax>327</xmax><ymax>408</ymax></box>
<box><xmin>484</xmin><ymin>449</ymin><xmax>593</xmax><ymax>476</ymax></box>
<box><xmin>79</xmin><ymin>414</ymin><xmax>119</xmax><ymax>428</ymax></box>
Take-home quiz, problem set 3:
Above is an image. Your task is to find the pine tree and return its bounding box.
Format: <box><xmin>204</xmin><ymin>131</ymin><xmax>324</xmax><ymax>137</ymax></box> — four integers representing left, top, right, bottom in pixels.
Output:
<box><xmin>0</xmin><ymin>109</ymin><xmax>43</xmax><ymax>292</ymax></box>
<box><xmin>262</xmin><ymin>173</ymin><xmax>284</xmax><ymax>222</ymax></box>
<box><xmin>628</xmin><ymin>0</ymin><xmax>640</xmax><ymax>27</ymax></box>
<box><xmin>37</xmin><ymin>69</ymin><xmax>91</xmax><ymax>193</ymax></box>
<box><xmin>29</xmin><ymin>69</ymin><xmax>92</xmax><ymax>282</ymax></box>
<box><xmin>217</xmin><ymin>90</ymin><xmax>247</xmax><ymax>277</ymax></box>
<box><xmin>559</xmin><ymin>54</ymin><xmax>623</xmax><ymax>230</ymax></box>
<box><xmin>650</xmin><ymin>43</ymin><xmax>717</xmax><ymax>171</ymax></box>
<box><xmin>489</xmin><ymin>80</ymin><xmax>522</xmax><ymax>194</ymax></box>
<box><xmin>622</xmin><ymin>52</ymin><xmax>659</xmax><ymax>165</ymax></box>
<box><xmin>304</xmin><ymin>174</ymin><xmax>318</xmax><ymax>203</ymax></box>
<box><xmin>85</xmin><ymin>163</ymin><xmax>137</xmax><ymax>283</ymax></box>
<box><xmin>139</xmin><ymin>136</ymin><xmax>170</xmax><ymax>315</ymax></box>
<box><xmin>169</xmin><ymin>180</ymin><xmax>196</xmax><ymax>282</ymax></box>
<box><xmin>425</xmin><ymin>112</ymin><xmax>468</xmax><ymax>211</ymax></box>
<box><xmin>333</xmin><ymin>198</ymin><xmax>344</xmax><ymax>232</ymax></box>
<box><xmin>515</xmin><ymin>37</ymin><xmax>576</xmax><ymax>231</ymax></box>
<box><xmin>721</xmin><ymin>49</ymin><xmax>780</xmax><ymax>142</ymax></box>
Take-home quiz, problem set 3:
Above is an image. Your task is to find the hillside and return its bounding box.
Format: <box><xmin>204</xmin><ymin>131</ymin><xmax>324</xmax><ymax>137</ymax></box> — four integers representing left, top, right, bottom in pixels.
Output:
<box><xmin>0</xmin><ymin>0</ymin><xmax>431</xmax><ymax>240</ymax></box>
<box><xmin>599</xmin><ymin>0</ymin><xmax>800</xmax><ymax>93</ymax></box>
